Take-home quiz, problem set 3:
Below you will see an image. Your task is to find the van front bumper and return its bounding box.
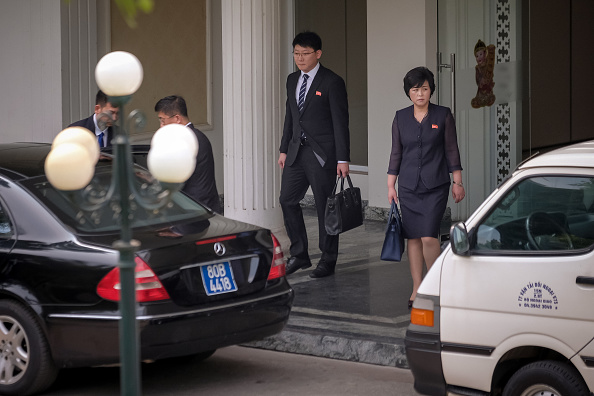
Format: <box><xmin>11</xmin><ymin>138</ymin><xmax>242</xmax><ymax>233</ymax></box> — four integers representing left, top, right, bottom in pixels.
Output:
<box><xmin>404</xmin><ymin>328</ymin><xmax>446</xmax><ymax>395</ymax></box>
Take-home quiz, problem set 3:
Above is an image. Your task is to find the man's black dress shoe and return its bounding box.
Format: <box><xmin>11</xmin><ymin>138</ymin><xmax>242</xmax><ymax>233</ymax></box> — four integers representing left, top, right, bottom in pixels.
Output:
<box><xmin>309</xmin><ymin>259</ymin><xmax>336</xmax><ymax>278</ymax></box>
<box><xmin>285</xmin><ymin>257</ymin><xmax>312</xmax><ymax>275</ymax></box>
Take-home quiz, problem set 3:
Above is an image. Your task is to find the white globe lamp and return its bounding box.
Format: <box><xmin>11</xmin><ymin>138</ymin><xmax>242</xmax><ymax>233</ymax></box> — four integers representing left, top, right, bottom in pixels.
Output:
<box><xmin>53</xmin><ymin>126</ymin><xmax>100</xmax><ymax>164</ymax></box>
<box><xmin>95</xmin><ymin>51</ymin><xmax>143</xmax><ymax>96</ymax></box>
<box><xmin>151</xmin><ymin>124</ymin><xmax>199</xmax><ymax>157</ymax></box>
<box><xmin>45</xmin><ymin>143</ymin><xmax>95</xmax><ymax>191</ymax></box>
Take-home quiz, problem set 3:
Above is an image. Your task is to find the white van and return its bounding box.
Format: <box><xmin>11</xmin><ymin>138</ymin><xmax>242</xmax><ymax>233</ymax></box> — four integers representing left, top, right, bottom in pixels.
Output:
<box><xmin>405</xmin><ymin>140</ymin><xmax>594</xmax><ymax>396</ymax></box>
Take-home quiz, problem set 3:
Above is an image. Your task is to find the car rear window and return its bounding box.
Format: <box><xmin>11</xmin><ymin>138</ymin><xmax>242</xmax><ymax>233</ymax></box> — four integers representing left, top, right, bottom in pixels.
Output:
<box><xmin>23</xmin><ymin>166</ymin><xmax>210</xmax><ymax>233</ymax></box>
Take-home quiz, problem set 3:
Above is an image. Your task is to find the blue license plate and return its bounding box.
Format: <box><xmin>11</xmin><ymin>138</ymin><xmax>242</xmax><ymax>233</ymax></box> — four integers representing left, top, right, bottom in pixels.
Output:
<box><xmin>200</xmin><ymin>262</ymin><xmax>238</xmax><ymax>296</ymax></box>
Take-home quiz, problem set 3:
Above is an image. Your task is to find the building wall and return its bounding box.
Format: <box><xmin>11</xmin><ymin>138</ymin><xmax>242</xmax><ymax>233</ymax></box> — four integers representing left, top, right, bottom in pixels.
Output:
<box><xmin>7</xmin><ymin>0</ymin><xmax>591</xmax><ymax>220</ymax></box>
<box><xmin>367</xmin><ymin>0</ymin><xmax>433</xmax><ymax>210</ymax></box>
<box><xmin>0</xmin><ymin>0</ymin><xmax>63</xmax><ymax>143</ymax></box>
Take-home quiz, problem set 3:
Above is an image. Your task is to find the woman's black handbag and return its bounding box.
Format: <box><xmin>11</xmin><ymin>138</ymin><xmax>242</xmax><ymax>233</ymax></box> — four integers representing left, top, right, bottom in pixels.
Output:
<box><xmin>380</xmin><ymin>201</ymin><xmax>405</xmax><ymax>261</ymax></box>
<box><xmin>324</xmin><ymin>175</ymin><xmax>363</xmax><ymax>235</ymax></box>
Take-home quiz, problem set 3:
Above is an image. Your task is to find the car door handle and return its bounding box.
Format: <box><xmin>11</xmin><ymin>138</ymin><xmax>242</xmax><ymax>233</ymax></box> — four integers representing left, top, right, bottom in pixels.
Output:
<box><xmin>576</xmin><ymin>276</ymin><xmax>594</xmax><ymax>286</ymax></box>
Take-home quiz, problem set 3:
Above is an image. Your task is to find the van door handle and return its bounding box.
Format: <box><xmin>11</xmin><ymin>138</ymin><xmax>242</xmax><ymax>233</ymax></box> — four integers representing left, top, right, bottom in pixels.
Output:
<box><xmin>576</xmin><ymin>276</ymin><xmax>594</xmax><ymax>286</ymax></box>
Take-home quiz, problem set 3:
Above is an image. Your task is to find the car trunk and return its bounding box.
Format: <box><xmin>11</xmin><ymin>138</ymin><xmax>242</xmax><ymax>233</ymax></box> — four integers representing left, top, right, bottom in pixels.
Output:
<box><xmin>78</xmin><ymin>215</ymin><xmax>274</xmax><ymax>306</ymax></box>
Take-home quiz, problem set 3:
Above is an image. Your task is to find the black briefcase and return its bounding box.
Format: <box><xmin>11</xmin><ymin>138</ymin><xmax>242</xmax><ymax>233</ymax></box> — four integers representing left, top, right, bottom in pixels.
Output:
<box><xmin>380</xmin><ymin>201</ymin><xmax>405</xmax><ymax>261</ymax></box>
<box><xmin>324</xmin><ymin>175</ymin><xmax>364</xmax><ymax>235</ymax></box>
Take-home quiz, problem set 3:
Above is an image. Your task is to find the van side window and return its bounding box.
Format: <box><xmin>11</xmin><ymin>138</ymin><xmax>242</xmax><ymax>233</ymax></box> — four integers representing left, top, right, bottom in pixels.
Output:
<box><xmin>0</xmin><ymin>202</ymin><xmax>13</xmax><ymax>239</ymax></box>
<box><xmin>475</xmin><ymin>176</ymin><xmax>594</xmax><ymax>251</ymax></box>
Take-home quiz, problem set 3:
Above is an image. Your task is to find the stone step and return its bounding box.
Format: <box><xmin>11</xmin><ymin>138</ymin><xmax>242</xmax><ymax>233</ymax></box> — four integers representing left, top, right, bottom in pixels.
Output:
<box><xmin>244</xmin><ymin>307</ymin><xmax>410</xmax><ymax>368</ymax></box>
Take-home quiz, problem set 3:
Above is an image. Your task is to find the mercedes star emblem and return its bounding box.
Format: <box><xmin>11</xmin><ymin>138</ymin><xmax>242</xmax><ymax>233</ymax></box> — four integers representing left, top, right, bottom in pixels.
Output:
<box><xmin>214</xmin><ymin>242</ymin><xmax>226</xmax><ymax>256</ymax></box>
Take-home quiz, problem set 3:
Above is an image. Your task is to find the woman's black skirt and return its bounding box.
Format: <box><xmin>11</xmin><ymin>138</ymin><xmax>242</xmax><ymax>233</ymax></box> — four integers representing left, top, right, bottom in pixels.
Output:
<box><xmin>399</xmin><ymin>181</ymin><xmax>450</xmax><ymax>239</ymax></box>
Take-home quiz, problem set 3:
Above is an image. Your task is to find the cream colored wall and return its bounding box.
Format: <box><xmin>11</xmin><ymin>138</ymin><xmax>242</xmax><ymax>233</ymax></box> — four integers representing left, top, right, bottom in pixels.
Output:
<box><xmin>105</xmin><ymin>1</ymin><xmax>225</xmax><ymax>198</ymax></box>
<box><xmin>367</xmin><ymin>0</ymin><xmax>433</xmax><ymax>210</ymax></box>
<box><xmin>110</xmin><ymin>0</ymin><xmax>209</xmax><ymax>133</ymax></box>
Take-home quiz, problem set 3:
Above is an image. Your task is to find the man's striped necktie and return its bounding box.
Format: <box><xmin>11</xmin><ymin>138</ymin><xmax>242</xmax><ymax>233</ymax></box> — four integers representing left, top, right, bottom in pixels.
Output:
<box><xmin>298</xmin><ymin>74</ymin><xmax>309</xmax><ymax>113</ymax></box>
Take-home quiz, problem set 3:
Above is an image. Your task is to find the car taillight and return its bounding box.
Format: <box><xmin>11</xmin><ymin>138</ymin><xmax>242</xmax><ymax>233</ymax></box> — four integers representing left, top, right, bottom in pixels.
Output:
<box><xmin>97</xmin><ymin>257</ymin><xmax>171</xmax><ymax>302</ymax></box>
<box><xmin>267</xmin><ymin>233</ymin><xmax>286</xmax><ymax>280</ymax></box>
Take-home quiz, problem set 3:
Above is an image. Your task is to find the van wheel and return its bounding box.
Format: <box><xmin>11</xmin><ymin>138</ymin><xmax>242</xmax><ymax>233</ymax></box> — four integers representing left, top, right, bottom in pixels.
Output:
<box><xmin>503</xmin><ymin>360</ymin><xmax>588</xmax><ymax>396</ymax></box>
<box><xmin>0</xmin><ymin>300</ymin><xmax>58</xmax><ymax>396</ymax></box>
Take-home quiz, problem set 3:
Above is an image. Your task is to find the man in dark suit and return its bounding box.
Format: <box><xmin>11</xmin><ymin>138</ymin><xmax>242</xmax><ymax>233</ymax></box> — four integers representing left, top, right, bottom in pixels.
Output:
<box><xmin>278</xmin><ymin>31</ymin><xmax>350</xmax><ymax>278</ymax></box>
<box><xmin>154</xmin><ymin>95</ymin><xmax>222</xmax><ymax>214</ymax></box>
<box><xmin>69</xmin><ymin>90</ymin><xmax>119</xmax><ymax>148</ymax></box>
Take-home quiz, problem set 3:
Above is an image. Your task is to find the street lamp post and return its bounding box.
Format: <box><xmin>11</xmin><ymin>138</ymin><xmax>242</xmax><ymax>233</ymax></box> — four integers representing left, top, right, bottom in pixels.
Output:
<box><xmin>45</xmin><ymin>51</ymin><xmax>198</xmax><ymax>396</ymax></box>
<box><xmin>110</xmin><ymin>92</ymin><xmax>142</xmax><ymax>396</ymax></box>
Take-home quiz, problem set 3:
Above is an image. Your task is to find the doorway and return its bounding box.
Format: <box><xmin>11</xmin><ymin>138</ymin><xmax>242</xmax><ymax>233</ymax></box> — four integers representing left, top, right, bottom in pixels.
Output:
<box><xmin>437</xmin><ymin>0</ymin><xmax>523</xmax><ymax>220</ymax></box>
<box><xmin>294</xmin><ymin>0</ymin><xmax>368</xmax><ymax>168</ymax></box>
<box><xmin>524</xmin><ymin>0</ymin><xmax>594</xmax><ymax>151</ymax></box>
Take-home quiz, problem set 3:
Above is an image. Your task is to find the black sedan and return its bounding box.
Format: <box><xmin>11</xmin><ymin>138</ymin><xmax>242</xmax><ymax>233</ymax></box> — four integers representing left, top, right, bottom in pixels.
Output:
<box><xmin>0</xmin><ymin>142</ymin><xmax>293</xmax><ymax>395</ymax></box>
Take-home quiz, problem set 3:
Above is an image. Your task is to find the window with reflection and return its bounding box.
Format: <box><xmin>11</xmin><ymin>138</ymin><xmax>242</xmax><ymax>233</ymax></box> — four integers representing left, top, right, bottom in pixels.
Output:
<box><xmin>0</xmin><ymin>202</ymin><xmax>12</xmax><ymax>239</ymax></box>
<box><xmin>475</xmin><ymin>176</ymin><xmax>594</xmax><ymax>251</ymax></box>
<box><xmin>23</xmin><ymin>164</ymin><xmax>211</xmax><ymax>234</ymax></box>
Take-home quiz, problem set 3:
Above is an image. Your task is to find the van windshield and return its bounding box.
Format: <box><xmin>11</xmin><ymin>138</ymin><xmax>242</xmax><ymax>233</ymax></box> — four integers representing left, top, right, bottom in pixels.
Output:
<box><xmin>476</xmin><ymin>175</ymin><xmax>594</xmax><ymax>251</ymax></box>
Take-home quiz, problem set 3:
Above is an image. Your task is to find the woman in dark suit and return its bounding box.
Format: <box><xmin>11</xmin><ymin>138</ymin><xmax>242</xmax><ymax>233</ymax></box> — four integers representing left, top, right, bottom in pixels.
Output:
<box><xmin>387</xmin><ymin>67</ymin><xmax>465</xmax><ymax>308</ymax></box>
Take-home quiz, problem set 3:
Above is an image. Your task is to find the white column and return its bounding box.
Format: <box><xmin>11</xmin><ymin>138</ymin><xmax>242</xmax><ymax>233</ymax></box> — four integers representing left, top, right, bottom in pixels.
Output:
<box><xmin>61</xmin><ymin>0</ymin><xmax>99</xmax><ymax>128</ymax></box>
<box><xmin>221</xmin><ymin>0</ymin><xmax>285</xmax><ymax>233</ymax></box>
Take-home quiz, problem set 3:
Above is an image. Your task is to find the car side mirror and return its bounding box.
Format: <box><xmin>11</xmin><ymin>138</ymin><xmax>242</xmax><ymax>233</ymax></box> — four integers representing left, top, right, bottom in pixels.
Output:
<box><xmin>450</xmin><ymin>222</ymin><xmax>470</xmax><ymax>256</ymax></box>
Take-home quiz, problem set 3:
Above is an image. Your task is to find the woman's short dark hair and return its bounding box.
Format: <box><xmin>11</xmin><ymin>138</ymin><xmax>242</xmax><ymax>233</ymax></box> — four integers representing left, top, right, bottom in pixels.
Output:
<box><xmin>403</xmin><ymin>67</ymin><xmax>436</xmax><ymax>99</ymax></box>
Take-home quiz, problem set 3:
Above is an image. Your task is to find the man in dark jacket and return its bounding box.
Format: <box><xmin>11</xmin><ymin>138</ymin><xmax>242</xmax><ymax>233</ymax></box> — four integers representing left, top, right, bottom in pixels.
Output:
<box><xmin>155</xmin><ymin>95</ymin><xmax>221</xmax><ymax>214</ymax></box>
<box><xmin>69</xmin><ymin>90</ymin><xmax>119</xmax><ymax>148</ymax></box>
<box><xmin>278</xmin><ymin>31</ymin><xmax>350</xmax><ymax>278</ymax></box>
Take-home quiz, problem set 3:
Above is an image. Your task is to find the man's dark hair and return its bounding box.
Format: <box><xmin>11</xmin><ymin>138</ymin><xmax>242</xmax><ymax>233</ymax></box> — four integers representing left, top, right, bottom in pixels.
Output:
<box><xmin>95</xmin><ymin>90</ymin><xmax>119</xmax><ymax>108</ymax></box>
<box><xmin>292</xmin><ymin>31</ymin><xmax>322</xmax><ymax>51</ymax></box>
<box><xmin>95</xmin><ymin>90</ymin><xmax>108</xmax><ymax>106</ymax></box>
<box><xmin>403</xmin><ymin>67</ymin><xmax>436</xmax><ymax>99</ymax></box>
<box><xmin>154</xmin><ymin>95</ymin><xmax>189</xmax><ymax>117</ymax></box>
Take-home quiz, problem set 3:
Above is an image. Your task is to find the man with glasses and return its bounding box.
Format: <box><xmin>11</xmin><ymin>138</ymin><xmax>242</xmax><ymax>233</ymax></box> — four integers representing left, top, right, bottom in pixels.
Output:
<box><xmin>69</xmin><ymin>90</ymin><xmax>119</xmax><ymax>148</ymax></box>
<box><xmin>155</xmin><ymin>95</ymin><xmax>221</xmax><ymax>214</ymax></box>
<box><xmin>278</xmin><ymin>31</ymin><xmax>350</xmax><ymax>278</ymax></box>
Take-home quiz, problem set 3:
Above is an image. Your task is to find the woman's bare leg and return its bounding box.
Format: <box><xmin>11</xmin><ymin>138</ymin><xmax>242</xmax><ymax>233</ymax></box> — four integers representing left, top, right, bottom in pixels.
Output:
<box><xmin>407</xmin><ymin>238</ymin><xmax>424</xmax><ymax>301</ymax></box>
<box><xmin>408</xmin><ymin>237</ymin><xmax>441</xmax><ymax>302</ymax></box>
<box><xmin>421</xmin><ymin>236</ymin><xmax>441</xmax><ymax>270</ymax></box>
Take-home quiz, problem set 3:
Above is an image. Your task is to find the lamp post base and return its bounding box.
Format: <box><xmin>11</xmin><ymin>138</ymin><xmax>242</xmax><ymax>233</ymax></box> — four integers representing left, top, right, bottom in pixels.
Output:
<box><xmin>113</xmin><ymin>239</ymin><xmax>141</xmax><ymax>396</ymax></box>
